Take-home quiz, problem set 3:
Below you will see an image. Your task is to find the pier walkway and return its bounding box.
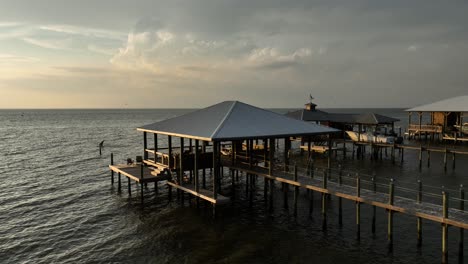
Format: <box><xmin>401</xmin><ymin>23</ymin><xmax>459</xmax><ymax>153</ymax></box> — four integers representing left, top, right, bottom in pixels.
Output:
<box><xmin>221</xmin><ymin>158</ymin><xmax>468</xmax><ymax>230</ymax></box>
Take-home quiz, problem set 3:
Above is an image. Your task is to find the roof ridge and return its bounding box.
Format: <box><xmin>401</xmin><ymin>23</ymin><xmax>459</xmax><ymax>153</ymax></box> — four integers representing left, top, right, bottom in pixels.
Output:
<box><xmin>210</xmin><ymin>101</ymin><xmax>237</xmax><ymax>140</ymax></box>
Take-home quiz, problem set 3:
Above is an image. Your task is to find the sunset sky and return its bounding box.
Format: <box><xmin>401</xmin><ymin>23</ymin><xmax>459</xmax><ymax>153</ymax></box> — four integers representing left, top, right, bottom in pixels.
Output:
<box><xmin>1</xmin><ymin>0</ymin><xmax>467</xmax><ymax>108</ymax></box>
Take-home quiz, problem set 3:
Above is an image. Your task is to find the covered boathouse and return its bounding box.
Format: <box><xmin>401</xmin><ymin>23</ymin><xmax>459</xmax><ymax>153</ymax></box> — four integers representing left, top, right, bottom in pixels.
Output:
<box><xmin>122</xmin><ymin>100</ymin><xmax>337</xmax><ymax>210</ymax></box>
<box><xmin>406</xmin><ymin>95</ymin><xmax>468</xmax><ymax>142</ymax></box>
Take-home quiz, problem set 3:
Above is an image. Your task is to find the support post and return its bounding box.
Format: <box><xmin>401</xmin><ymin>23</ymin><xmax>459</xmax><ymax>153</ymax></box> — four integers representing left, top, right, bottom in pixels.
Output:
<box><xmin>442</xmin><ymin>190</ymin><xmax>449</xmax><ymax>264</ymax></box>
<box><xmin>268</xmin><ymin>138</ymin><xmax>275</xmax><ymax>211</ymax></box>
<box><xmin>154</xmin><ymin>133</ymin><xmax>158</xmax><ymax>163</ymax></box>
<box><xmin>322</xmin><ymin>169</ymin><xmax>327</xmax><ymax>230</ymax></box>
<box><xmin>444</xmin><ymin>148</ymin><xmax>448</xmax><ymax>171</ymax></box>
<box><xmin>179</xmin><ymin>138</ymin><xmax>184</xmax><ymax>184</ymax></box>
<box><xmin>293</xmin><ymin>165</ymin><xmax>298</xmax><ymax>217</ymax></box>
<box><xmin>110</xmin><ymin>153</ymin><xmax>114</xmax><ymax>184</ymax></box>
<box><xmin>388</xmin><ymin>179</ymin><xmax>394</xmax><ymax>251</ymax></box>
<box><xmin>327</xmin><ymin>134</ymin><xmax>332</xmax><ymax>169</ymax></box>
<box><xmin>356</xmin><ymin>174</ymin><xmax>361</xmax><ymax>240</ymax></box>
<box><xmin>143</xmin><ymin>132</ymin><xmax>148</xmax><ymax>160</ymax></box>
<box><xmin>168</xmin><ymin>135</ymin><xmax>173</xmax><ymax>168</ymax></box>
<box><xmin>140</xmin><ymin>164</ymin><xmax>144</xmax><ymax>204</ymax></box>
<box><xmin>127</xmin><ymin>176</ymin><xmax>131</xmax><ymax>195</ymax></box>
<box><xmin>459</xmin><ymin>185</ymin><xmax>465</xmax><ymax>262</ymax></box>
<box><xmin>417</xmin><ymin>180</ymin><xmax>423</xmax><ymax>247</ymax></box>
<box><xmin>194</xmin><ymin>140</ymin><xmax>199</xmax><ymax>192</ymax></box>
<box><xmin>118</xmin><ymin>172</ymin><xmax>121</xmax><ymax>192</ymax></box>
<box><xmin>213</xmin><ymin>141</ymin><xmax>218</xmax><ymax>200</ymax></box>
<box><xmin>372</xmin><ymin>175</ymin><xmax>376</xmax><ymax>234</ymax></box>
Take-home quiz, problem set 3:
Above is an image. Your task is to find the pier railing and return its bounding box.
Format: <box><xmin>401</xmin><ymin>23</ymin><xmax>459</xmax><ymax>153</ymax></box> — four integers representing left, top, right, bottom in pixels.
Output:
<box><xmin>408</xmin><ymin>124</ymin><xmax>442</xmax><ymax>133</ymax></box>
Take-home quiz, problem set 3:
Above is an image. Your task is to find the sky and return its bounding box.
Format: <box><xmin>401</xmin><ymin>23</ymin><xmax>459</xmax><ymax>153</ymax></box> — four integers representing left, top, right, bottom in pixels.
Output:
<box><xmin>0</xmin><ymin>0</ymin><xmax>467</xmax><ymax>109</ymax></box>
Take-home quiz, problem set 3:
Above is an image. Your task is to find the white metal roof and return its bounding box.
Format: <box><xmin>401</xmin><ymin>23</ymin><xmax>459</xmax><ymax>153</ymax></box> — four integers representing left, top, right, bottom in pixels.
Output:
<box><xmin>138</xmin><ymin>101</ymin><xmax>339</xmax><ymax>141</ymax></box>
<box><xmin>406</xmin><ymin>95</ymin><xmax>468</xmax><ymax>112</ymax></box>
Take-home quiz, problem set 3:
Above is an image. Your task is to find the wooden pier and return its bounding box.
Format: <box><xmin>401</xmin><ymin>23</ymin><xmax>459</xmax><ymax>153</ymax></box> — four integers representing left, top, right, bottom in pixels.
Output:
<box><xmin>107</xmin><ymin>101</ymin><xmax>468</xmax><ymax>263</ymax></box>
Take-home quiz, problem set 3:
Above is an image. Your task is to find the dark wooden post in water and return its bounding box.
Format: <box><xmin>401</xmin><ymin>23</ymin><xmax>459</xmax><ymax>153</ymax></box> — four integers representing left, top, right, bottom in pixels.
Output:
<box><xmin>417</xmin><ymin>180</ymin><xmax>423</xmax><ymax>247</ymax></box>
<box><xmin>459</xmin><ymin>185</ymin><xmax>465</xmax><ymax>261</ymax></box>
<box><xmin>263</xmin><ymin>139</ymin><xmax>268</xmax><ymax>201</ymax></box>
<box><xmin>143</xmin><ymin>132</ymin><xmax>148</xmax><ymax>161</ymax></box>
<box><xmin>444</xmin><ymin>148</ymin><xmax>448</xmax><ymax>171</ymax></box>
<box><xmin>322</xmin><ymin>169</ymin><xmax>327</xmax><ymax>230</ymax></box>
<box><xmin>202</xmin><ymin>142</ymin><xmax>207</xmax><ymax>188</ymax></box>
<box><xmin>179</xmin><ymin>137</ymin><xmax>184</xmax><ymax>200</ymax></box>
<box><xmin>293</xmin><ymin>164</ymin><xmax>299</xmax><ymax>217</ymax></box>
<box><xmin>327</xmin><ymin>135</ymin><xmax>332</xmax><ymax>169</ymax></box>
<box><xmin>194</xmin><ymin>140</ymin><xmax>199</xmax><ymax>192</ymax></box>
<box><xmin>442</xmin><ymin>190</ymin><xmax>449</xmax><ymax>264</ymax></box>
<box><xmin>388</xmin><ymin>179</ymin><xmax>395</xmax><ymax>251</ymax></box>
<box><xmin>213</xmin><ymin>141</ymin><xmax>219</xmax><ymax>214</ymax></box>
<box><xmin>338</xmin><ymin>170</ymin><xmax>343</xmax><ymax>226</ymax></box>
<box><xmin>269</xmin><ymin>138</ymin><xmax>275</xmax><ymax>211</ymax></box>
<box><xmin>118</xmin><ymin>172</ymin><xmax>121</xmax><ymax>192</ymax></box>
<box><xmin>127</xmin><ymin>176</ymin><xmax>131</xmax><ymax>195</ymax></box>
<box><xmin>168</xmin><ymin>136</ymin><xmax>173</xmax><ymax>168</ymax></box>
<box><xmin>371</xmin><ymin>175</ymin><xmax>376</xmax><ymax>234</ymax></box>
<box><xmin>110</xmin><ymin>153</ymin><xmax>114</xmax><ymax>184</ymax></box>
<box><xmin>154</xmin><ymin>134</ymin><xmax>158</xmax><ymax>163</ymax></box>
<box><xmin>140</xmin><ymin>164</ymin><xmax>144</xmax><ymax>204</ymax></box>
<box><xmin>356</xmin><ymin>174</ymin><xmax>361</xmax><ymax>240</ymax></box>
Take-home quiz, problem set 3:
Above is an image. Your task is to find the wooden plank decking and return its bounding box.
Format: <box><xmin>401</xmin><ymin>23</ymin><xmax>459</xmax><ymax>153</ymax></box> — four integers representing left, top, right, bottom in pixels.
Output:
<box><xmin>166</xmin><ymin>182</ymin><xmax>230</xmax><ymax>205</ymax></box>
<box><xmin>221</xmin><ymin>159</ymin><xmax>468</xmax><ymax>230</ymax></box>
<box><xmin>109</xmin><ymin>164</ymin><xmax>170</xmax><ymax>183</ymax></box>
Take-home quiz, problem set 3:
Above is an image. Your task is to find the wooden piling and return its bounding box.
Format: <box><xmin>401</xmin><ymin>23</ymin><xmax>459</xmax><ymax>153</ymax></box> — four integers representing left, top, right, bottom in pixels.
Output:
<box><xmin>372</xmin><ymin>175</ymin><xmax>376</xmax><ymax>234</ymax></box>
<box><xmin>442</xmin><ymin>190</ymin><xmax>449</xmax><ymax>264</ymax></box>
<box><xmin>444</xmin><ymin>148</ymin><xmax>448</xmax><ymax>171</ymax></box>
<box><xmin>418</xmin><ymin>146</ymin><xmax>423</xmax><ymax>170</ymax></box>
<box><xmin>283</xmin><ymin>182</ymin><xmax>289</xmax><ymax>209</ymax></box>
<box><xmin>140</xmin><ymin>164</ymin><xmax>144</xmax><ymax>204</ymax></box>
<box><xmin>153</xmin><ymin>134</ymin><xmax>158</xmax><ymax>163</ymax></box>
<box><xmin>194</xmin><ymin>140</ymin><xmax>199</xmax><ymax>192</ymax></box>
<box><xmin>118</xmin><ymin>172</ymin><xmax>121</xmax><ymax>192</ymax></box>
<box><xmin>388</xmin><ymin>179</ymin><xmax>394</xmax><ymax>250</ymax></box>
<box><xmin>128</xmin><ymin>176</ymin><xmax>131</xmax><ymax>195</ymax></box>
<box><xmin>356</xmin><ymin>174</ymin><xmax>361</xmax><ymax>240</ymax></box>
<box><xmin>338</xmin><ymin>170</ymin><xmax>343</xmax><ymax>226</ymax></box>
<box><xmin>294</xmin><ymin>165</ymin><xmax>299</xmax><ymax>217</ymax></box>
<box><xmin>401</xmin><ymin>148</ymin><xmax>404</xmax><ymax>164</ymax></box>
<box><xmin>143</xmin><ymin>132</ymin><xmax>148</xmax><ymax>160</ymax></box>
<box><xmin>417</xmin><ymin>180</ymin><xmax>422</xmax><ymax>247</ymax></box>
<box><xmin>111</xmin><ymin>153</ymin><xmax>114</xmax><ymax>184</ymax></box>
<box><xmin>322</xmin><ymin>169</ymin><xmax>327</xmax><ymax>230</ymax></box>
<box><xmin>459</xmin><ymin>185</ymin><xmax>465</xmax><ymax>261</ymax></box>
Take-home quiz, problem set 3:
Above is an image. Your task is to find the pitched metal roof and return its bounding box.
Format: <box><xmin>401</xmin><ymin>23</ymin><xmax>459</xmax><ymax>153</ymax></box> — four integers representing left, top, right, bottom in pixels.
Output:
<box><xmin>353</xmin><ymin>113</ymin><xmax>399</xmax><ymax>125</ymax></box>
<box><xmin>138</xmin><ymin>101</ymin><xmax>338</xmax><ymax>141</ymax></box>
<box><xmin>286</xmin><ymin>109</ymin><xmax>331</xmax><ymax>121</ymax></box>
<box><xmin>286</xmin><ymin>110</ymin><xmax>398</xmax><ymax>125</ymax></box>
<box><xmin>406</xmin><ymin>95</ymin><xmax>468</xmax><ymax>112</ymax></box>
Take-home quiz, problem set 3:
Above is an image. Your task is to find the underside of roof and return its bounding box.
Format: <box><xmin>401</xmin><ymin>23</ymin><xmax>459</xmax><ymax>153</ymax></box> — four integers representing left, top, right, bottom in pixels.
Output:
<box><xmin>406</xmin><ymin>95</ymin><xmax>468</xmax><ymax>112</ymax></box>
<box><xmin>138</xmin><ymin>101</ymin><xmax>338</xmax><ymax>141</ymax></box>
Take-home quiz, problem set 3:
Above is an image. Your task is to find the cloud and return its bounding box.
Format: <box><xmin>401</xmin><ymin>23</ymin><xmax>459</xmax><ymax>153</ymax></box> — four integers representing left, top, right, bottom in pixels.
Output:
<box><xmin>0</xmin><ymin>54</ymin><xmax>39</xmax><ymax>63</ymax></box>
<box><xmin>247</xmin><ymin>47</ymin><xmax>312</xmax><ymax>69</ymax></box>
<box><xmin>39</xmin><ymin>24</ymin><xmax>125</xmax><ymax>40</ymax></box>
<box><xmin>407</xmin><ymin>44</ymin><xmax>421</xmax><ymax>51</ymax></box>
<box><xmin>22</xmin><ymin>37</ymin><xmax>71</xmax><ymax>50</ymax></box>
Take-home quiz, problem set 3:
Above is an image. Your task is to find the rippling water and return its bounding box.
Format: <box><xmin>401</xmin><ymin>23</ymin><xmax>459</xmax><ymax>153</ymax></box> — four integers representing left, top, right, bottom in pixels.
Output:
<box><xmin>1</xmin><ymin>108</ymin><xmax>467</xmax><ymax>263</ymax></box>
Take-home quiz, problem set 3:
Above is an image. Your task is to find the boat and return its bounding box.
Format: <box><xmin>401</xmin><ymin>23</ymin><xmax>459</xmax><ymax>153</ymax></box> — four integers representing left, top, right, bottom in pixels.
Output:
<box><xmin>454</xmin><ymin>123</ymin><xmax>468</xmax><ymax>135</ymax></box>
<box><xmin>346</xmin><ymin>131</ymin><xmax>399</xmax><ymax>144</ymax></box>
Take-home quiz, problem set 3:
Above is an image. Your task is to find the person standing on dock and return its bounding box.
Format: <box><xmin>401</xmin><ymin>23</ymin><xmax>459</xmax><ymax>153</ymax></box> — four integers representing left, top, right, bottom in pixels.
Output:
<box><xmin>99</xmin><ymin>140</ymin><xmax>105</xmax><ymax>156</ymax></box>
